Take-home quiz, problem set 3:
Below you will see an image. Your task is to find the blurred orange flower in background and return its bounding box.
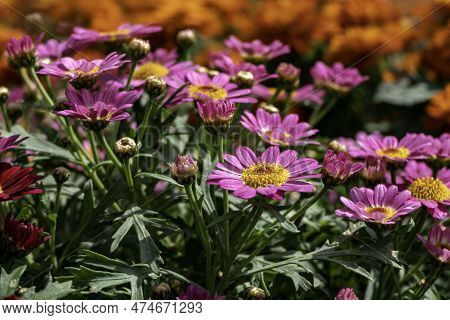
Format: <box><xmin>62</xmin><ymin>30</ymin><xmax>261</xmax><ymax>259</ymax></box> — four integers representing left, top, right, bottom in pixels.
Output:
<box><xmin>427</xmin><ymin>84</ymin><xmax>450</xmax><ymax>125</ymax></box>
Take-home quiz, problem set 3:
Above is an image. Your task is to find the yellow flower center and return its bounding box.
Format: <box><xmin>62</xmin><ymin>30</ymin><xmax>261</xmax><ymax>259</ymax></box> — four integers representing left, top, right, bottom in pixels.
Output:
<box><xmin>241</xmin><ymin>162</ymin><xmax>289</xmax><ymax>189</ymax></box>
<box><xmin>375</xmin><ymin>147</ymin><xmax>410</xmax><ymax>159</ymax></box>
<box><xmin>188</xmin><ymin>84</ymin><xmax>227</xmax><ymax>101</ymax></box>
<box><xmin>133</xmin><ymin>62</ymin><xmax>169</xmax><ymax>79</ymax></box>
<box><xmin>67</xmin><ymin>66</ymin><xmax>100</xmax><ymax>77</ymax></box>
<box><xmin>365</xmin><ymin>206</ymin><xmax>397</xmax><ymax>221</ymax></box>
<box><xmin>408</xmin><ymin>177</ymin><xmax>450</xmax><ymax>201</ymax></box>
<box><xmin>99</xmin><ymin>29</ymin><xmax>130</xmax><ymax>41</ymax></box>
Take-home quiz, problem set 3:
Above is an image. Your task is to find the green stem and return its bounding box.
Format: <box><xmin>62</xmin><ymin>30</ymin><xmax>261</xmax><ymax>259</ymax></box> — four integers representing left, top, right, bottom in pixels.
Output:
<box><xmin>309</xmin><ymin>96</ymin><xmax>337</xmax><ymax>127</ymax></box>
<box><xmin>88</xmin><ymin>131</ymin><xmax>101</xmax><ymax>164</ymax></box>
<box><xmin>413</xmin><ymin>264</ymin><xmax>442</xmax><ymax>300</ymax></box>
<box><xmin>267</xmin><ymin>86</ymin><xmax>282</xmax><ymax>105</ymax></box>
<box><xmin>404</xmin><ymin>211</ymin><xmax>427</xmax><ymax>256</ymax></box>
<box><xmin>96</xmin><ymin>131</ymin><xmax>124</xmax><ymax>172</ymax></box>
<box><xmin>109</xmin><ymin>122</ymin><xmax>121</xmax><ymax>147</ymax></box>
<box><xmin>28</xmin><ymin>67</ymin><xmax>54</xmax><ymax>108</ymax></box>
<box><xmin>291</xmin><ymin>186</ymin><xmax>329</xmax><ymax>222</ymax></box>
<box><xmin>238</xmin><ymin>187</ymin><xmax>329</xmax><ymax>273</ymax></box>
<box><xmin>137</xmin><ymin>99</ymin><xmax>157</xmax><ymax>144</ymax></box>
<box><xmin>18</xmin><ymin>68</ymin><xmax>37</xmax><ymax>94</ymax></box>
<box><xmin>218</xmin><ymin>135</ymin><xmax>230</xmax><ymax>257</ymax></box>
<box><xmin>50</xmin><ymin>184</ymin><xmax>62</xmax><ymax>270</ymax></box>
<box><xmin>123</xmin><ymin>158</ymin><xmax>135</xmax><ymax>200</ymax></box>
<box><xmin>125</xmin><ymin>60</ymin><xmax>138</xmax><ymax>91</ymax></box>
<box><xmin>185</xmin><ymin>184</ymin><xmax>212</xmax><ymax>291</ymax></box>
<box><xmin>1</xmin><ymin>103</ymin><xmax>11</xmax><ymax>131</ymax></box>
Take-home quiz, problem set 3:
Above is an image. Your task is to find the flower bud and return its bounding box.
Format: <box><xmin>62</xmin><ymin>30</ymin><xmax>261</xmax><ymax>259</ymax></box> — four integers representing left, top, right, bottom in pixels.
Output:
<box><xmin>114</xmin><ymin>137</ymin><xmax>137</xmax><ymax>159</ymax></box>
<box><xmin>244</xmin><ymin>287</ymin><xmax>265</xmax><ymax>300</ymax></box>
<box><xmin>361</xmin><ymin>156</ymin><xmax>387</xmax><ymax>184</ymax></box>
<box><xmin>335</xmin><ymin>288</ymin><xmax>358</xmax><ymax>300</ymax></box>
<box><xmin>0</xmin><ymin>87</ymin><xmax>10</xmax><ymax>105</ymax></box>
<box><xmin>176</xmin><ymin>29</ymin><xmax>196</xmax><ymax>49</ymax></box>
<box><xmin>322</xmin><ymin>149</ymin><xmax>364</xmax><ymax>186</ymax></box>
<box><xmin>328</xmin><ymin>140</ymin><xmax>348</xmax><ymax>154</ymax></box>
<box><xmin>144</xmin><ymin>76</ymin><xmax>166</xmax><ymax>97</ymax></box>
<box><xmin>6</xmin><ymin>35</ymin><xmax>37</xmax><ymax>69</ymax></box>
<box><xmin>197</xmin><ymin>99</ymin><xmax>236</xmax><ymax>134</ymax></box>
<box><xmin>276</xmin><ymin>63</ymin><xmax>300</xmax><ymax>91</ymax></box>
<box><xmin>52</xmin><ymin>167</ymin><xmax>70</xmax><ymax>185</ymax></box>
<box><xmin>234</xmin><ymin>71</ymin><xmax>254</xmax><ymax>89</ymax></box>
<box><xmin>0</xmin><ymin>214</ymin><xmax>49</xmax><ymax>262</ymax></box>
<box><xmin>171</xmin><ymin>154</ymin><xmax>198</xmax><ymax>185</ymax></box>
<box><xmin>260</xmin><ymin>102</ymin><xmax>279</xmax><ymax>113</ymax></box>
<box><xmin>152</xmin><ymin>282</ymin><xmax>171</xmax><ymax>300</ymax></box>
<box><xmin>126</xmin><ymin>38</ymin><xmax>150</xmax><ymax>61</ymax></box>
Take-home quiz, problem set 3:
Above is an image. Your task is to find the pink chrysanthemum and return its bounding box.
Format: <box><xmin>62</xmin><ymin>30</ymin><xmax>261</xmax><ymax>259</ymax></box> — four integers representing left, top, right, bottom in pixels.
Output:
<box><xmin>57</xmin><ymin>85</ymin><xmax>140</xmax><ymax>130</ymax></box>
<box><xmin>224</xmin><ymin>36</ymin><xmax>290</xmax><ymax>64</ymax></box>
<box><xmin>241</xmin><ymin>108</ymin><xmax>318</xmax><ymax>147</ymax></box>
<box><xmin>400</xmin><ymin>161</ymin><xmax>449</xmax><ymax>220</ymax></box>
<box><xmin>311</xmin><ymin>61</ymin><xmax>368</xmax><ymax>92</ymax></box>
<box><xmin>38</xmin><ymin>52</ymin><xmax>128</xmax><ymax>89</ymax></box>
<box><xmin>336</xmin><ymin>184</ymin><xmax>421</xmax><ymax>224</ymax></box>
<box><xmin>344</xmin><ymin>132</ymin><xmax>433</xmax><ymax>162</ymax></box>
<box><xmin>129</xmin><ymin>48</ymin><xmax>195</xmax><ymax>87</ymax></box>
<box><xmin>335</xmin><ymin>288</ymin><xmax>359</xmax><ymax>300</ymax></box>
<box><xmin>257</xmin><ymin>85</ymin><xmax>326</xmax><ymax>106</ymax></box>
<box><xmin>177</xmin><ymin>284</ymin><xmax>225</xmax><ymax>300</ymax></box>
<box><xmin>166</xmin><ymin>71</ymin><xmax>256</xmax><ymax>107</ymax></box>
<box><xmin>322</xmin><ymin>149</ymin><xmax>364</xmax><ymax>185</ymax></box>
<box><xmin>417</xmin><ymin>225</ymin><xmax>450</xmax><ymax>264</ymax></box>
<box><xmin>207</xmin><ymin>146</ymin><xmax>321</xmax><ymax>200</ymax></box>
<box><xmin>69</xmin><ymin>23</ymin><xmax>162</xmax><ymax>47</ymax></box>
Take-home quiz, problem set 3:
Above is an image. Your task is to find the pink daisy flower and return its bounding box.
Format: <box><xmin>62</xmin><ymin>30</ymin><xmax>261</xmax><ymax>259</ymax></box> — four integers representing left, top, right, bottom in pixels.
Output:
<box><xmin>417</xmin><ymin>225</ymin><xmax>450</xmax><ymax>264</ymax></box>
<box><xmin>336</xmin><ymin>184</ymin><xmax>421</xmax><ymax>224</ymax></box>
<box><xmin>207</xmin><ymin>146</ymin><xmax>321</xmax><ymax>200</ymax></box>
<box><xmin>240</xmin><ymin>108</ymin><xmax>318</xmax><ymax>147</ymax></box>
<box><xmin>344</xmin><ymin>132</ymin><xmax>433</xmax><ymax>162</ymax></box>
<box><xmin>224</xmin><ymin>36</ymin><xmax>290</xmax><ymax>64</ymax></box>
<box><xmin>400</xmin><ymin>161</ymin><xmax>449</xmax><ymax>220</ymax></box>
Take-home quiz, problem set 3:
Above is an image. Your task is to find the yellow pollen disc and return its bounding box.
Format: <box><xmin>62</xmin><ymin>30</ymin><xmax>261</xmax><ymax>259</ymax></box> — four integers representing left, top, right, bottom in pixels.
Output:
<box><xmin>408</xmin><ymin>177</ymin><xmax>450</xmax><ymax>201</ymax></box>
<box><xmin>188</xmin><ymin>84</ymin><xmax>227</xmax><ymax>101</ymax></box>
<box><xmin>133</xmin><ymin>62</ymin><xmax>169</xmax><ymax>79</ymax></box>
<box><xmin>375</xmin><ymin>147</ymin><xmax>410</xmax><ymax>159</ymax></box>
<box><xmin>67</xmin><ymin>66</ymin><xmax>100</xmax><ymax>77</ymax></box>
<box><xmin>365</xmin><ymin>206</ymin><xmax>396</xmax><ymax>220</ymax></box>
<box><xmin>99</xmin><ymin>29</ymin><xmax>130</xmax><ymax>41</ymax></box>
<box><xmin>264</xmin><ymin>130</ymin><xmax>291</xmax><ymax>146</ymax></box>
<box><xmin>241</xmin><ymin>162</ymin><xmax>289</xmax><ymax>189</ymax></box>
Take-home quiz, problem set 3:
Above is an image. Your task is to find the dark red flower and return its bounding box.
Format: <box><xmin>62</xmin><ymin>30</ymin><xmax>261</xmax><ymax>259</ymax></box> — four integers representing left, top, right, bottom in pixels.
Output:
<box><xmin>3</xmin><ymin>294</ymin><xmax>20</xmax><ymax>300</ymax></box>
<box><xmin>3</xmin><ymin>214</ymin><xmax>49</xmax><ymax>252</ymax></box>
<box><xmin>0</xmin><ymin>162</ymin><xmax>43</xmax><ymax>202</ymax></box>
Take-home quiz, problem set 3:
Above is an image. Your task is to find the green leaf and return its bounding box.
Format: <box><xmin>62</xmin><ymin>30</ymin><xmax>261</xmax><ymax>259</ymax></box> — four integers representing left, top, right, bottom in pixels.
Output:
<box><xmin>23</xmin><ymin>281</ymin><xmax>74</xmax><ymax>300</ymax></box>
<box><xmin>135</xmin><ymin>172</ymin><xmax>182</xmax><ymax>187</ymax></box>
<box><xmin>0</xmin><ymin>266</ymin><xmax>27</xmax><ymax>298</ymax></box>
<box><xmin>68</xmin><ymin>250</ymin><xmax>155</xmax><ymax>300</ymax></box>
<box><xmin>132</xmin><ymin>213</ymin><xmax>163</xmax><ymax>272</ymax></box>
<box><xmin>8</xmin><ymin>125</ymin><xmax>75</xmax><ymax>160</ymax></box>
<box><xmin>16</xmin><ymin>205</ymin><xmax>34</xmax><ymax>220</ymax></box>
<box><xmin>374</xmin><ymin>79</ymin><xmax>440</xmax><ymax>107</ymax></box>
<box><xmin>271</xmin><ymin>211</ymin><xmax>299</xmax><ymax>233</ymax></box>
<box><xmin>111</xmin><ymin>216</ymin><xmax>134</xmax><ymax>253</ymax></box>
<box><xmin>326</xmin><ymin>258</ymin><xmax>373</xmax><ymax>281</ymax></box>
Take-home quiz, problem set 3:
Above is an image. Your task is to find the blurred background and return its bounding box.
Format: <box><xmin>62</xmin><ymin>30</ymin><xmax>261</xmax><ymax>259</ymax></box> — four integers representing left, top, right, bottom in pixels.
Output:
<box><xmin>0</xmin><ymin>0</ymin><xmax>449</xmax><ymax>135</ymax></box>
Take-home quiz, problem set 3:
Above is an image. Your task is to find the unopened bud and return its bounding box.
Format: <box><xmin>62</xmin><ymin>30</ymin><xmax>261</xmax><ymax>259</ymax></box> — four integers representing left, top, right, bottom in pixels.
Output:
<box><xmin>244</xmin><ymin>287</ymin><xmax>265</xmax><ymax>300</ymax></box>
<box><xmin>152</xmin><ymin>282</ymin><xmax>171</xmax><ymax>300</ymax></box>
<box><xmin>171</xmin><ymin>154</ymin><xmax>198</xmax><ymax>185</ymax></box>
<box><xmin>260</xmin><ymin>102</ymin><xmax>279</xmax><ymax>113</ymax></box>
<box><xmin>126</xmin><ymin>38</ymin><xmax>150</xmax><ymax>61</ymax></box>
<box><xmin>0</xmin><ymin>87</ymin><xmax>10</xmax><ymax>104</ymax></box>
<box><xmin>176</xmin><ymin>29</ymin><xmax>196</xmax><ymax>49</ymax></box>
<box><xmin>276</xmin><ymin>63</ymin><xmax>300</xmax><ymax>91</ymax></box>
<box><xmin>328</xmin><ymin>140</ymin><xmax>347</xmax><ymax>153</ymax></box>
<box><xmin>234</xmin><ymin>71</ymin><xmax>254</xmax><ymax>89</ymax></box>
<box><xmin>52</xmin><ymin>167</ymin><xmax>70</xmax><ymax>185</ymax></box>
<box><xmin>114</xmin><ymin>137</ymin><xmax>137</xmax><ymax>159</ymax></box>
<box><xmin>144</xmin><ymin>76</ymin><xmax>166</xmax><ymax>97</ymax></box>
